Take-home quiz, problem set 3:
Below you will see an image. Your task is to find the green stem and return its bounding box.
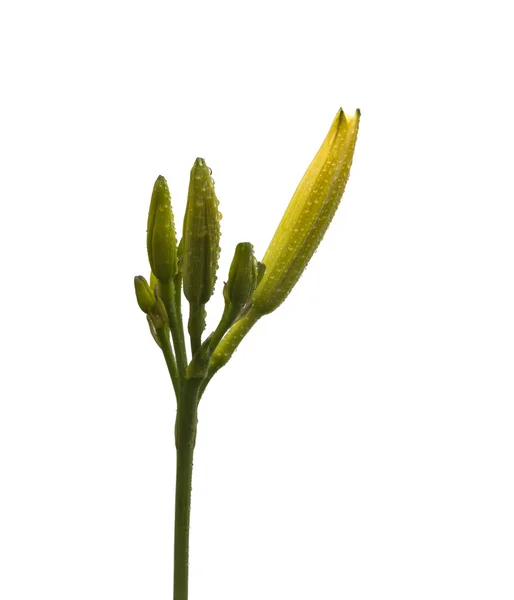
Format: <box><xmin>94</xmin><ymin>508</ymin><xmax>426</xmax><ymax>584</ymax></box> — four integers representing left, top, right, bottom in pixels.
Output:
<box><xmin>198</xmin><ymin>306</ymin><xmax>261</xmax><ymax>401</ymax></box>
<box><xmin>173</xmin><ymin>272</ymin><xmax>187</xmax><ymax>369</ymax></box>
<box><xmin>160</xmin><ymin>279</ymin><xmax>188</xmax><ymax>382</ymax></box>
<box><xmin>208</xmin><ymin>308</ymin><xmax>234</xmax><ymax>353</ymax></box>
<box><xmin>174</xmin><ymin>378</ymin><xmax>201</xmax><ymax>600</ymax></box>
<box><xmin>156</xmin><ymin>328</ymin><xmax>179</xmax><ymax>398</ymax></box>
<box><xmin>188</xmin><ymin>302</ymin><xmax>206</xmax><ymax>357</ymax></box>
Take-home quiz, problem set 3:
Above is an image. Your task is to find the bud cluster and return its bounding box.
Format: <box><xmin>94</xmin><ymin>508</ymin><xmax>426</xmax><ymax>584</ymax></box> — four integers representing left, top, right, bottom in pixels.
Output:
<box><xmin>134</xmin><ymin>108</ymin><xmax>360</xmax><ymax>390</ymax></box>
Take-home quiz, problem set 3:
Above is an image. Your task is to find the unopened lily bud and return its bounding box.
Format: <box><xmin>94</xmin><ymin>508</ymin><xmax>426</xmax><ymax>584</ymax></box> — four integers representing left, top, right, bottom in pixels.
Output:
<box><xmin>152</xmin><ymin>287</ymin><xmax>169</xmax><ymax>329</ymax></box>
<box><xmin>134</xmin><ymin>275</ymin><xmax>169</xmax><ymax>333</ymax></box>
<box><xmin>147</xmin><ymin>175</ymin><xmax>178</xmax><ymax>283</ymax></box>
<box><xmin>224</xmin><ymin>243</ymin><xmax>259</xmax><ymax>314</ymax></box>
<box><xmin>252</xmin><ymin>108</ymin><xmax>360</xmax><ymax>315</ymax></box>
<box><xmin>182</xmin><ymin>158</ymin><xmax>221</xmax><ymax>305</ymax></box>
<box><xmin>134</xmin><ymin>275</ymin><xmax>156</xmax><ymax>314</ymax></box>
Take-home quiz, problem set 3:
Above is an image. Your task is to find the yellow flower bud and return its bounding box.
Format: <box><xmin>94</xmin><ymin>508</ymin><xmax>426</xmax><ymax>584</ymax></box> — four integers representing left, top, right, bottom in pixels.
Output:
<box><xmin>147</xmin><ymin>175</ymin><xmax>178</xmax><ymax>283</ymax></box>
<box><xmin>252</xmin><ymin>108</ymin><xmax>360</xmax><ymax>315</ymax></box>
<box><xmin>205</xmin><ymin>108</ymin><xmax>360</xmax><ymax>381</ymax></box>
<box><xmin>182</xmin><ymin>158</ymin><xmax>221</xmax><ymax>306</ymax></box>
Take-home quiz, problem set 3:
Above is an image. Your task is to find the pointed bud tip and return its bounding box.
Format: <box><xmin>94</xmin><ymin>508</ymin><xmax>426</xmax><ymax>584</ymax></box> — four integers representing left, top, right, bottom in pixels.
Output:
<box><xmin>350</xmin><ymin>108</ymin><xmax>361</xmax><ymax>124</ymax></box>
<box><xmin>192</xmin><ymin>157</ymin><xmax>213</xmax><ymax>178</ymax></box>
<box><xmin>337</xmin><ymin>107</ymin><xmax>361</xmax><ymax>124</ymax></box>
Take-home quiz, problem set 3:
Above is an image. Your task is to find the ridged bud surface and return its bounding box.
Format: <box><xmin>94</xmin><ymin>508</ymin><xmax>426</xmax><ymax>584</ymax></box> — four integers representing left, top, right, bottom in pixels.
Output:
<box><xmin>182</xmin><ymin>158</ymin><xmax>221</xmax><ymax>306</ymax></box>
<box><xmin>224</xmin><ymin>243</ymin><xmax>259</xmax><ymax>313</ymax></box>
<box><xmin>147</xmin><ymin>175</ymin><xmax>178</xmax><ymax>283</ymax></box>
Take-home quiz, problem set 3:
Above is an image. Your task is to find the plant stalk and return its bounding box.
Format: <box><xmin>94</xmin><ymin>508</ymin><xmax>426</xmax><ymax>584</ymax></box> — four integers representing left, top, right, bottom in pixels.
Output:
<box><xmin>159</xmin><ymin>279</ymin><xmax>188</xmax><ymax>381</ymax></box>
<box><xmin>156</xmin><ymin>328</ymin><xmax>179</xmax><ymax>398</ymax></box>
<box><xmin>188</xmin><ymin>302</ymin><xmax>206</xmax><ymax>357</ymax></box>
<box><xmin>173</xmin><ymin>377</ymin><xmax>201</xmax><ymax>600</ymax></box>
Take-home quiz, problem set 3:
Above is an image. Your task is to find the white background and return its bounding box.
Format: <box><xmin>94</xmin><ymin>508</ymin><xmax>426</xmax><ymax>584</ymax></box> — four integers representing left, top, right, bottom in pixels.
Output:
<box><xmin>1</xmin><ymin>1</ymin><xmax>513</xmax><ymax>598</ymax></box>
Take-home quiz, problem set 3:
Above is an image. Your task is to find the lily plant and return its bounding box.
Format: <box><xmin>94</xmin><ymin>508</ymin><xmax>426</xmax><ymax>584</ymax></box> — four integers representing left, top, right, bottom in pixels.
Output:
<box><xmin>134</xmin><ymin>108</ymin><xmax>360</xmax><ymax>600</ymax></box>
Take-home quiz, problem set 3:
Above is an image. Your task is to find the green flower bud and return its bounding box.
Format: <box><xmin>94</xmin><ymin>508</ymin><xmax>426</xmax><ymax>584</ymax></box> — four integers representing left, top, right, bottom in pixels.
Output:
<box><xmin>182</xmin><ymin>158</ymin><xmax>221</xmax><ymax>305</ymax></box>
<box><xmin>147</xmin><ymin>175</ymin><xmax>178</xmax><ymax>283</ymax></box>
<box><xmin>134</xmin><ymin>275</ymin><xmax>169</xmax><ymax>333</ymax></box>
<box><xmin>134</xmin><ymin>275</ymin><xmax>156</xmax><ymax>314</ymax></box>
<box><xmin>224</xmin><ymin>243</ymin><xmax>259</xmax><ymax>314</ymax></box>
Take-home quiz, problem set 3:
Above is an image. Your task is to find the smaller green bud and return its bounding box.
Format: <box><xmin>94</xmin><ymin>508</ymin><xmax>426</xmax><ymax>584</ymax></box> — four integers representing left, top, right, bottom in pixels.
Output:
<box><xmin>134</xmin><ymin>276</ymin><xmax>156</xmax><ymax>314</ymax></box>
<box><xmin>183</xmin><ymin>158</ymin><xmax>221</xmax><ymax>305</ymax></box>
<box><xmin>134</xmin><ymin>275</ymin><xmax>169</xmax><ymax>331</ymax></box>
<box><xmin>224</xmin><ymin>243</ymin><xmax>259</xmax><ymax>315</ymax></box>
<box><xmin>151</xmin><ymin>286</ymin><xmax>169</xmax><ymax>329</ymax></box>
<box><xmin>147</xmin><ymin>175</ymin><xmax>178</xmax><ymax>283</ymax></box>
